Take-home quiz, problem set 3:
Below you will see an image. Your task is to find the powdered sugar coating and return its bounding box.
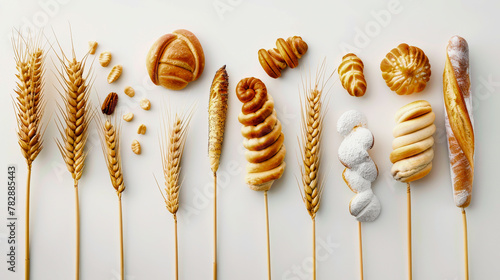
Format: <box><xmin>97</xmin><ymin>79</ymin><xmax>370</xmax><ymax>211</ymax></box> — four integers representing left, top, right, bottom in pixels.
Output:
<box><xmin>338</xmin><ymin>110</ymin><xmax>381</xmax><ymax>222</ymax></box>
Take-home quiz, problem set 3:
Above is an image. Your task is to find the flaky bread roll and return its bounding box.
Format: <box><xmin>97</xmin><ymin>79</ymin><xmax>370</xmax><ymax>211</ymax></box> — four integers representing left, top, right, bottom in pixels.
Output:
<box><xmin>236</xmin><ymin>78</ymin><xmax>286</xmax><ymax>191</ymax></box>
<box><xmin>444</xmin><ymin>36</ymin><xmax>474</xmax><ymax>208</ymax></box>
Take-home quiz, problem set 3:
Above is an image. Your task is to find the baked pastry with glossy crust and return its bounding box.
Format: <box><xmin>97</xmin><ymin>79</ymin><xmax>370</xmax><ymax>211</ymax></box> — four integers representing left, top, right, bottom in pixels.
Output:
<box><xmin>236</xmin><ymin>77</ymin><xmax>286</xmax><ymax>191</ymax></box>
<box><xmin>146</xmin><ymin>29</ymin><xmax>205</xmax><ymax>90</ymax></box>
<box><xmin>258</xmin><ymin>36</ymin><xmax>308</xmax><ymax>79</ymax></box>
<box><xmin>381</xmin><ymin>43</ymin><xmax>431</xmax><ymax>95</ymax></box>
<box><xmin>338</xmin><ymin>53</ymin><xmax>367</xmax><ymax>97</ymax></box>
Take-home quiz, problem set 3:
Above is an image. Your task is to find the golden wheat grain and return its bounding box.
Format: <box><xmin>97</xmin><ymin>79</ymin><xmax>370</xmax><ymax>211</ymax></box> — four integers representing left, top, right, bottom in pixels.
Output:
<box><xmin>97</xmin><ymin>117</ymin><xmax>126</xmax><ymax>279</ymax></box>
<box><xmin>54</xmin><ymin>52</ymin><xmax>92</xmax><ymax>182</ymax></box>
<box><xmin>298</xmin><ymin>62</ymin><xmax>331</xmax><ymax>280</ymax></box>
<box><xmin>53</xmin><ymin>33</ymin><xmax>93</xmax><ymax>280</ymax></box>
<box><xmin>160</xmin><ymin>111</ymin><xmax>192</xmax><ymax>214</ymax></box>
<box><xmin>13</xmin><ymin>33</ymin><xmax>45</xmax><ymax>167</ymax></box>
<box><xmin>12</xmin><ymin>31</ymin><xmax>46</xmax><ymax>280</ymax></box>
<box><xmin>98</xmin><ymin>119</ymin><xmax>125</xmax><ymax>194</ymax></box>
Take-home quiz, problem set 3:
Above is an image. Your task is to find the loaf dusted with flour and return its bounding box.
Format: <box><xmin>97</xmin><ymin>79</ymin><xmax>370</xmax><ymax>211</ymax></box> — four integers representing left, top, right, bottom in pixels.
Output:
<box><xmin>236</xmin><ymin>78</ymin><xmax>286</xmax><ymax>191</ymax></box>
<box><xmin>337</xmin><ymin>110</ymin><xmax>381</xmax><ymax>222</ymax></box>
<box><xmin>443</xmin><ymin>36</ymin><xmax>474</xmax><ymax>208</ymax></box>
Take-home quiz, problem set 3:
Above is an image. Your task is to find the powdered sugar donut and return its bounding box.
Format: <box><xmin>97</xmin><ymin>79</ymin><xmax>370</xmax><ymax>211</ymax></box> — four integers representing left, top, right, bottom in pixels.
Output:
<box><xmin>338</xmin><ymin>110</ymin><xmax>381</xmax><ymax>222</ymax></box>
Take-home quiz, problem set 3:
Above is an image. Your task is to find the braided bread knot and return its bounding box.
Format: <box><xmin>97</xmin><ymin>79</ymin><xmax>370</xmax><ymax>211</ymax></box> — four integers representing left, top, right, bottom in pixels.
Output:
<box><xmin>338</xmin><ymin>53</ymin><xmax>367</xmax><ymax>97</ymax></box>
<box><xmin>236</xmin><ymin>77</ymin><xmax>286</xmax><ymax>191</ymax></box>
<box><xmin>258</xmin><ymin>36</ymin><xmax>308</xmax><ymax>79</ymax></box>
<box><xmin>337</xmin><ymin>110</ymin><xmax>381</xmax><ymax>222</ymax></box>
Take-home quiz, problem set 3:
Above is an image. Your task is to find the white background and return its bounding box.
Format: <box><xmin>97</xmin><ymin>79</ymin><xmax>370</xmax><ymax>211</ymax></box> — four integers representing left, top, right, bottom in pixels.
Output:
<box><xmin>1</xmin><ymin>0</ymin><xmax>499</xmax><ymax>279</ymax></box>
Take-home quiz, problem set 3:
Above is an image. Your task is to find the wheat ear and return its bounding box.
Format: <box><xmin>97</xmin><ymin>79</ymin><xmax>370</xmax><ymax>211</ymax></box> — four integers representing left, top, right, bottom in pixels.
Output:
<box><xmin>98</xmin><ymin>117</ymin><xmax>125</xmax><ymax>279</ymax></box>
<box><xmin>12</xmin><ymin>31</ymin><xmax>46</xmax><ymax>280</ymax></box>
<box><xmin>53</xmin><ymin>33</ymin><xmax>92</xmax><ymax>280</ymax></box>
<box><xmin>208</xmin><ymin>65</ymin><xmax>229</xmax><ymax>279</ymax></box>
<box><xmin>298</xmin><ymin>62</ymin><xmax>331</xmax><ymax>280</ymax></box>
<box><xmin>156</xmin><ymin>107</ymin><xmax>193</xmax><ymax>280</ymax></box>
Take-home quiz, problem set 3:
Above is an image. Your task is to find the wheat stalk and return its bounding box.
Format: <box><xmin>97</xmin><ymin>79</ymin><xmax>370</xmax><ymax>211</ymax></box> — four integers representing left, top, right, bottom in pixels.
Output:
<box><xmin>53</xmin><ymin>33</ymin><xmax>92</xmax><ymax>280</ymax></box>
<box><xmin>97</xmin><ymin>118</ymin><xmax>125</xmax><ymax>279</ymax></box>
<box><xmin>298</xmin><ymin>62</ymin><xmax>331</xmax><ymax>280</ymax></box>
<box><xmin>208</xmin><ymin>65</ymin><xmax>229</xmax><ymax>279</ymax></box>
<box><xmin>12</xmin><ymin>31</ymin><xmax>46</xmax><ymax>280</ymax></box>
<box><xmin>156</xmin><ymin>107</ymin><xmax>193</xmax><ymax>280</ymax></box>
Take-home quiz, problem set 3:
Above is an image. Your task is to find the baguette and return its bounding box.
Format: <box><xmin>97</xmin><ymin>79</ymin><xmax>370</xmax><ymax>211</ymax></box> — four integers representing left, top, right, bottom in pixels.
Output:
<box><xmin>443</xmin><ymin>35</ymin><xmax>474</xmax><ymax>208</ymax></box>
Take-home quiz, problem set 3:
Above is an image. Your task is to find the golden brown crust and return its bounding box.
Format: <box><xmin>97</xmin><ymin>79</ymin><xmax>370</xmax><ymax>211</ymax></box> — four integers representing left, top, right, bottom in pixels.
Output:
<box><xmin>146</xmin><ymin>29</ymin><xmax>205</xmax><ymax>90</ymax></box>
<box><xmin>444</xmin><ymin>35</ymin><xmax>474</xmax><ymax>208</ymax></box>
<box><xmin>258</xmin><ymin>36</ymin><xmax>308</xmax><ymax>79</ymax></box>
<box><xmin>237</xmin><ymin>78</ymin><xmax>286</xmax><ymax>191</ymax></box>
<box><xmin>338</xmin><ymin>53</ymin><xmax>366</xmax><ymax>97</ymax></box>
<box><xmin>381</xmin><ymin>43</ymin><xmax>431</xmax><ymax>95</ymax></box>
<box><xmin>444</xmin><ymin>54</ymin><xmax>474</xmax><ymax>169</ymax></box>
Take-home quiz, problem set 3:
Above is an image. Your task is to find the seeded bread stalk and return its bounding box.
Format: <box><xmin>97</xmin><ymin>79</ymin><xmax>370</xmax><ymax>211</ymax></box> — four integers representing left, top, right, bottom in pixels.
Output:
<box><xmin>208</xmin><ymin>65</ymin><xmax>229</xmax><ymax>279</ymax></box>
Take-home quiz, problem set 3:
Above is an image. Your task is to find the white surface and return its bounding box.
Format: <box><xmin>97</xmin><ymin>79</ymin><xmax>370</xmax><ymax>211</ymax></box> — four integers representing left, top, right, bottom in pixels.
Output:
<box><xmin>1</xmin><ymin>0</ymin><xmax>499</xmax><ymax>279</ymax></box>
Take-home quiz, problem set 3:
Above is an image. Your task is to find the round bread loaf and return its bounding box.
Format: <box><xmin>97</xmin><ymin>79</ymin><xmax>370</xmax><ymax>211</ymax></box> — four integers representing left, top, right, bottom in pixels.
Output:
<box><xmin>146</xmin><ymin>29</ymin><xmax>205</xmax><ymax>90</ymax></box>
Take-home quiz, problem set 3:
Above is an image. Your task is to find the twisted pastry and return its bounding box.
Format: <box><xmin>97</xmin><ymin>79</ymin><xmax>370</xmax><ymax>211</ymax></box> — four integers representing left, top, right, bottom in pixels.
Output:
<box><xmin>236</xmin><ymin>78</ymin><xmax>286</xmax><ymax>191</ymax></box>
<box><xmin>380</xmin><ymin>43</ymin><xmax>431</xmax><ymax>95</ymax></box>
<box><xmin>338</xmin><ymin>53</ymin><xmax>367</xmax><ymax>97</ymax></box>
<box><xmin>258</xmin><ymin>36</ymin><xmax>308</xmax><ymax>79</ymax></box>
<box><xmin>390</xmin><ymin>100</ymin><xmax>436</xmax><ymax>182</ymax></box>
<box><xmin>337</xmin><ymin>110</ymin><xmax>381</xmax><ymax>222</ymax></box>
<box><xmin>444</xmin><ymin>35</ymin><xmax>474</xmax><ymax>208</ymax></box>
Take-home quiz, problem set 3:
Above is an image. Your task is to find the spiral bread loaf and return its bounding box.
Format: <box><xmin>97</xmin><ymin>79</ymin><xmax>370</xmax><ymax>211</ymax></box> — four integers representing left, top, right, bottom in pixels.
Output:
<box><xmin>146</xmin><ymin>29</ymin><xmax>205</xmax><ymax>90</ymax></box>
<box><xmin>443</xmin><ymin>36</ymin><xmax>474</xmax><ymax>208</ymax></box>
<box><xmin>258</xmin><ymin>36</ymin><xmax>308</xmax><ymax>79</ymax></box>
<box><xmin>338</xmin><ymin>54</ymin><xmax>367</xmax><ymax>97</ymax></box>
<box><xmin>337</xmin><ymin>110</ymin><xmax>381</xmax><ymax>222</ymax></box>
<box><xmin>380</xmin><ymin>43</ymin><xmax>431</xmax><ymax>95</ymax></box>
<box><xmin>390</xmin><ymin>100</ymin><xmax>436</xmax><ymax>182</ymax></box>
<box><xmin>236</xmin><ymin>78</ymin><xmax>286</xmax><ymax>191</ymax></box>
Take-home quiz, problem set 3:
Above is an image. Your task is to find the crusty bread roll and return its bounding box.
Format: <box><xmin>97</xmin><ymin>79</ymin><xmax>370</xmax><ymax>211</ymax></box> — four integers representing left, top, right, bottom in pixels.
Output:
<box><xmin>390</xmin><ymin>100</ymin><xmax>436</xmax><ymax>182</ymax></box>
<box><xmin>236</xmin><ymin>78</ymin><xmax>286</xmax><ymax>191</ymax></box>
<box><xmin>444</xmin><ymin>36</ymin><xmax>474</xmax><ymax>208</ymax></box>
<box><xmin>338</xmin><ymin>53</ymin><xmax>367</xmax><ymax>97</ymax></box>
<box><xmin>146</xmin><ymin>29</ymin><xmax>205</xmax><ymax>90</ymax></box>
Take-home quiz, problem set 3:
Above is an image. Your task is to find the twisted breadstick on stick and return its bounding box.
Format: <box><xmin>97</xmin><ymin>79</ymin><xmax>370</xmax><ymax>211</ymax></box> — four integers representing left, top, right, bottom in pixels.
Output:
<box><xmin>444</xmin><ymin>36</ymin><xmax>474</xmax><ymax>208</ymax></box>
<box><xmin>338</xmin><ymin>54</ymin><xmax>367</xmax><ymax>97</ymax></box>
<box><xmin>236</xmin><ymin>77</ymin><xmax>286</xmax><ymax>191</ymax></box>
<box><xmin>337</xmin><ymin>110</ymin><xmax>381</xmax><ymax>222</ymax></box>
<box><xmin>258</xmin><ymin>36</ymin><xmax>308</xmax><ymax>79</ymax></box>
<box><xmin>390</xmin><ymin>100</ymin><xmax>436</xmax><ymax>182</ymax></box>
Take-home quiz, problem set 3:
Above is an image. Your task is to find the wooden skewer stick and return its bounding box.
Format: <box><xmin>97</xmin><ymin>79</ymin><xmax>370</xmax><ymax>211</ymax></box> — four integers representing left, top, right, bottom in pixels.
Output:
<box><xmin>213</xmin><ymin>172</ymin><xmax>218</xmax><ymax>280</ymax></box>
<box><xmin>264</xmin><ymin>191</ymin><xmax>271</xmax><ymax>280</ymax></box>
<box><xmin>358</xmin><ymin>222</ymin><xmax>364</xmax><ymax>280</ymax></box>
<box><xmin>75</xmin><ymin>181</ymin><xmax>80</xmax><ymax>280</ymax></box>
<box><xmin>462</xmin><ymin>208</ymin><xmax>469</xmax><ymax>280</ymax></box>
<box><xmin>313</xmin><ymin>218</ymin><xmax>316</xmax><ymax>280</ymax></box>
<box><xmin>407</xmin><ymin>183</ymin><xmax>412</xmax><ymax>280</ymax></box>
<box><xmin>25</xmin><ymin>166</ymin><xmax>32</xmax><ymax>280</ymax></box>
<box><xmin>118</xmin><ymin>194</ymin><xmax>124</xmax><ymax>280</ymax></box>
<box><xmin>174</xmin><ymin>213</ymin><xmax>179</xmax><ymax>280</ymax></box>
